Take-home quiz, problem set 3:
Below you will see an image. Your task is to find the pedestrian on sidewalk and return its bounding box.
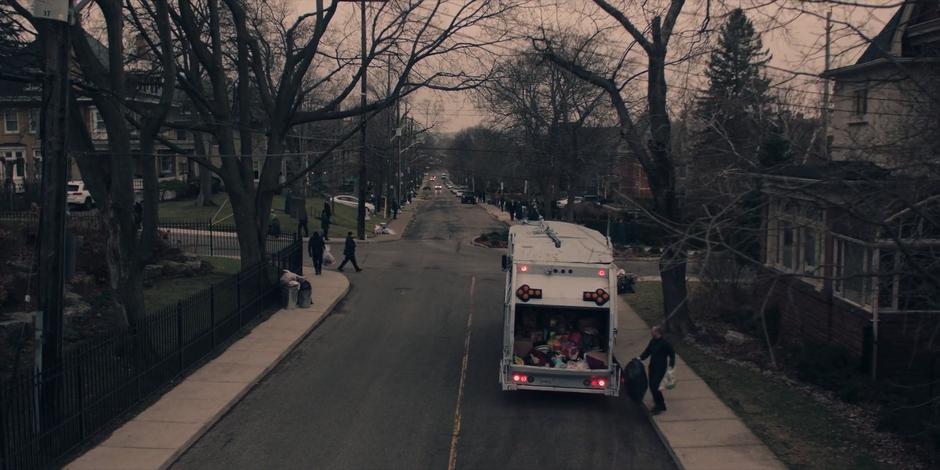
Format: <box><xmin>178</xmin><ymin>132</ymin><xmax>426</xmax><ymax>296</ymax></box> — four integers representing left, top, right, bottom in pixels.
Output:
<box><xmin>337</xmin><ymin>231</ymin><xmax>362</xmax><ymax>272</ymax></box>
<box><xmin>509</xmin><ymin>201</ymin><xmax>515</xmax><ymax>221</ymax></box>
<box><xmin>392</xmin><ymin>200</ymin><xmax>399</xmax><ymax>220</ymax></box>
<box><xmin>636</xmin><ymin>325</ymin><xmax>675</xmax><ymax>415</ymax></box>
<box><xmin>298</xmin><ymin>202</ymin><xmax>310</xmax><ymax>237</ymax></box>
<box><xmin>308</xmin><ymin>231</ymin><xmax>325</xmax><ymax>275</ymax></box>
<box><xmin>320</xmin><ymin>201</ymin><xmax>332</xmax><ymax>240</ymax></box>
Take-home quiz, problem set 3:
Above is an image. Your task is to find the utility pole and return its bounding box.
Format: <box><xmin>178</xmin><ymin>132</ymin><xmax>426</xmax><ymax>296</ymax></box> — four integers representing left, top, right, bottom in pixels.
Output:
<box><xmin>356</xmin><ymin>0</ymin><xmax>368</xmax><ymax>240</ymax></box>
<box><xmin>822</xmin><ymin>10</ymin><xmax>832</xmax><ymax>162</ymax></box>
<box><xmin>33</xmin><ymin>0</ymin><xmax>72</xmax><ymax>429</ymax></box>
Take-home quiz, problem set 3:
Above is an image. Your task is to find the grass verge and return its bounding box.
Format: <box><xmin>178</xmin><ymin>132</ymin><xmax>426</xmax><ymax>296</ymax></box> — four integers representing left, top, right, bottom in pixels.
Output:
<box><xmin>159</xmin><ymin>193</ymin><xmax>389</xmax><ymax>238</ymax></box>
<box><xmin>629</xmin><ymin>281</ymin><xmax>893</xmax><ymax>470</ymax></box>
<box><xmin>142</xmin><ymin>257</ymin><xmax>242</xmax><ymax>312</ymax></box>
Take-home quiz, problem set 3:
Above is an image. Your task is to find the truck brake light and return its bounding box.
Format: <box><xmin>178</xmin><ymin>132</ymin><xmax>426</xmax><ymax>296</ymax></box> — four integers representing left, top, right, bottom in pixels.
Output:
<box><xmin>582</xmin><ymin>288</ymin><xmax>610</xmax><ymax>306</ymax></box>
<box><xmin>516</xmin><ymin>284</ymin><xmax>542</xmax><ymax>302</ymax></box>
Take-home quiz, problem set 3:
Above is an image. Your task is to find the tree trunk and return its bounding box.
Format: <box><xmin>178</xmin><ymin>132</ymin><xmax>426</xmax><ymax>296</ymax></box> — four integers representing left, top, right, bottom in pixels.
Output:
<box><xmin>194</xmin><ymin>132</ymin><xmax>214</xmax><ymax>207</ymax></box>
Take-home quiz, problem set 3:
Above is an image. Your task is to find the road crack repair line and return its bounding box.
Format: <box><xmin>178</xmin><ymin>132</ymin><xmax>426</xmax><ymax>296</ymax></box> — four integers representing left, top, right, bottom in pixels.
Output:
<box><xmin>447</xmin><ymin>275</ymin><xmax>474</xmax><ymax>470</ymax></box>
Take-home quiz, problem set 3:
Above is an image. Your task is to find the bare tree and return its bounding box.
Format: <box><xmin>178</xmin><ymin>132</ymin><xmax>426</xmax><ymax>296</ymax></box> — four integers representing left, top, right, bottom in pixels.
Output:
<box><xmin>169</xmin><ymin>0</ymin><xmax>519</xmax><ymax>266</ymax></box>
<box><xmin>536</xmin><ymin>0</ymin><xmax>696</xmax><ymax>333</ymax></box>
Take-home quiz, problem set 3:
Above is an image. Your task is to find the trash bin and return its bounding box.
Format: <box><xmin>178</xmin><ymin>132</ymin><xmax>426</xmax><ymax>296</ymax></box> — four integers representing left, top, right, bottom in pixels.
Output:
<box><xmin>282</xmin><ymin>284</ymin><xmax>299</xmax><ymax>309</ymax></box>
<box><xmin>298</xmin><ymin>285</ymin><xmax>312</xmax><ymax>308</ymax></box>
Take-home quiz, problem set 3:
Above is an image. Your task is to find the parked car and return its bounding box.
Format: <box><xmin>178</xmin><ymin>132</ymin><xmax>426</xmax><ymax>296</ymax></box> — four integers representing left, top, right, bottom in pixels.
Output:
<box><xmin>330</xmin><ymin>194</ymin><xmax>376</xmax><ymax>214</ymax></box>
<box><xmin>461</xmin><ymin>193</ymin><xmax>477</xmax><ymax>204</ymax></box>
<box><xmin>556</xmin><ymin>196</ymin><xmax>583</xmax><ymax>208</ymax></box>
<box><xmin>67</xmin><ymin>181</ymin><xmax>94</xmax><ymax>209</ymax></box>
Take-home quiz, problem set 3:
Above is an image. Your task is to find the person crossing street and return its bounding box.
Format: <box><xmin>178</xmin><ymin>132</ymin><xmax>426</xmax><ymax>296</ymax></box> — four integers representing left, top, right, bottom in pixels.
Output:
<box><xmin>337</xmin><ymin>232</ymin><xmax>362</xmax><ymax>272</ymax></box>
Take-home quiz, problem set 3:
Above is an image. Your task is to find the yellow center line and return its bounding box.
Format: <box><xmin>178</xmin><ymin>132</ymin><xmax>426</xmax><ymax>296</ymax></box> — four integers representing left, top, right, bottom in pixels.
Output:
<box><xmin>447</xmin><ymin>275</ymin><xmax>475</xmax><ymax>470</ymax></box>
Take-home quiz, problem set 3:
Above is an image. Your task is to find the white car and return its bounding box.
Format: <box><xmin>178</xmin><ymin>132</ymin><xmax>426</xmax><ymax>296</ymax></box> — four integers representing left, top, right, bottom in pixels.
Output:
<box><xmin>556</xmin><ymin>197</ymin><xmax>583</xmax><ymax>209</ymax></box>
<box><xmin>67</xmin><ymin>181</ymin><xmax>94</xmax><ymax>209</ymax></box>
<box><xmin>331</xmin><ymin>195</ymin><xmax>376</xmax><ymax>215</ymax></box>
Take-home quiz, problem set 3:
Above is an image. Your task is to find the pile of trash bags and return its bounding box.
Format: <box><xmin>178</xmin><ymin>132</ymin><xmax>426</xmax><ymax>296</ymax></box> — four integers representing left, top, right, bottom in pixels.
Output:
<box><xmin>513</xmin><ymin>311</ymin><xmax>608</xmax><ymax>370</ymax></box>
<box><xmin>279</xmin><ymin>269</ymin><xmax>312</xmax><ymax>308</ymax></box>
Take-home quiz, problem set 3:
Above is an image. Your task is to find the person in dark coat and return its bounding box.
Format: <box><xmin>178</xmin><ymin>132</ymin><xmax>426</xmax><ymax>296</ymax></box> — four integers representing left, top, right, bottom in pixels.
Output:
<box><xmin>636</xmin><ymin>325</ymin><xmax>676</xmax><ymax>415</ymax></box>
<box><xmin>308</xmin><ymin>231</ymin><xmax>325</xmax><ymax>275</ymax></box>
<box><xmin>320</xmin><ymin>201</ymin><xmax>332</xmax><ymax>240</ymax></box>
<box><xmin>337</xmin><ymin>231</ymin><xmax>362</xmax><ymax>272</ymax></box>
<box><xmin>298</xmin><ymin>203</ymin><xmax>310</xmax><ymax>237</ymax></box>
<box><xmin>508</xmin><ymin>201</ymin><xmax>515</xmax><ymax>220</ymax></box>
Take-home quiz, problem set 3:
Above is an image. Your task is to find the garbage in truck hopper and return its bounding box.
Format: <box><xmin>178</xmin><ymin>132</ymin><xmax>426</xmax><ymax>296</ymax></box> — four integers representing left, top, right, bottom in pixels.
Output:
<box><xmin>513</xmin><ymin>305</ymin><xmax>609</xmax><ymax>369</ymax></box>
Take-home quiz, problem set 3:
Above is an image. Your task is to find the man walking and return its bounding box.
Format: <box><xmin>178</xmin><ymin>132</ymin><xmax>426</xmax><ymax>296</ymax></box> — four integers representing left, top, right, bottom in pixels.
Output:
<box><xmin>337</xmin><ymin>231</ymin><xmax>362</xmax><ymax>272</ymax></box>
<box><xmin>636</xmin><ymin>325</ymin><xmax>676</xmax><ymax>415</ymax></box>
<box><xmin>320</xmin><ymin>201</ymin><xmax>332</xmax><ymax>240</ymax></box>
<box><xmin>308</xmin><ymin>231</ymin><xmax>325</xmax><ymax>275</ymax></box>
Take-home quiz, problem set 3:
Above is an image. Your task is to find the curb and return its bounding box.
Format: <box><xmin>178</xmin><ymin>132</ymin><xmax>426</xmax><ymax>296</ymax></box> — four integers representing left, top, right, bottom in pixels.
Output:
<box><xmin>645</xmin><ymin>411</ymin><xmax>685</xmax><ymax>470</ymax></box>
<box><xmin>159</xmin><ymin>274</ymin><xmax>351</xmax><ymax>470</ymax></box>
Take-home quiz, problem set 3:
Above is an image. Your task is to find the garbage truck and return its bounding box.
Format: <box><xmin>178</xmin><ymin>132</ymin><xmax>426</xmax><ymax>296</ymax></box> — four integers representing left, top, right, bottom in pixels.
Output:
<box><xmin>499</xmin><ymin>221</ymin><xmax>621</xmax><ymax>396</ymax></box>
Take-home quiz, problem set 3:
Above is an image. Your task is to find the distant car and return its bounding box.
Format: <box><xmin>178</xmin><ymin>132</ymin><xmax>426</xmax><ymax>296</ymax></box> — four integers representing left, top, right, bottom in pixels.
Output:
<box><xmin>67</xmin><ymin>181</ymin><xmax>94</xmax><ymax>209</ymax></box>
<box><xmin>422</xmin><ymin>186</ymin><xmax>432</xmax><ymax>191</ymax></box>
<box><xmin>556</xmin><ymin>196</ymin><xmax>583</xmax><ymax>208</ymax></box>
<box><xmin>434</xmin><ymin>185</ymin><xmax>443</xmax><ymax>190</ymax></box>
<box><xmin>430</xmin><ymin>176</ymin><xmax>436</xmax><ymax>181</ymax></box>
<box><xmin>331</xmin><ymin>195</ymin><xmax>375</xmax><ymax>214</ymax></box>
<box><xmin>461</xmin><ymin>194</ymin><xmax>476</xmax><ymax>204</ymax></box>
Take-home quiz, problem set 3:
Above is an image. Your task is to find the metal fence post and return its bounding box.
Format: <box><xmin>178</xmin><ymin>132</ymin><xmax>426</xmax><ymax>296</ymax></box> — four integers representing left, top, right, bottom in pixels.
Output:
<box><xmin>176</xmin><ymin>302</ymin><xmax>184</xmax><ymax>372</ymax></box>
<box><xmin>209</xmin><ymin>219</ymin><xmax>214</xmax><ymax>257</ymax></box>
<box><xmin>235</xmin><ymin>271</ymin><xmax>242</xmax><ymax>327</ymax></box>
<box><xmin>76</xmin><ymin>363</ymin><xmax>85</xmax><ymax>441</ymax></box>
<box><xmin>0</xmin><ymin>382</ymin><xmax>8</xmax><ymax>470</ymax></box>
<box><xmin>209</xmin><ymin>285</ymin><xmax>216</xmax><ymax>348</ymax></box>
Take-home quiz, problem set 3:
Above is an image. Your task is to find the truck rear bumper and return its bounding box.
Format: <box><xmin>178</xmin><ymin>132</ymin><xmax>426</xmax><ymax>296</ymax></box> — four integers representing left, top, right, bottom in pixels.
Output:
<box><xmin>502</xmin><ymin>382</ymin><xmax>614</xmax><ymax>395</ymax></box>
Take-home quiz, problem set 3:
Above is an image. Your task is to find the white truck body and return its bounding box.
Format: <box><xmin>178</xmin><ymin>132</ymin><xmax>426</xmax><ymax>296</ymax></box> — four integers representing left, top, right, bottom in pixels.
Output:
<box><xmin>500</xmin><ymin>221</ymin><xmax>620</xmax><ymax>396</ymax></box>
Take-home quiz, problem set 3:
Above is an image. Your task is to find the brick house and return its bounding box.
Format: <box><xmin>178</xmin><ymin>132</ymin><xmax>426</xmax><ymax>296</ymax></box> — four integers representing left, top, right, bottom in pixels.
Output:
<box><xmin>760</xmin><ymin>0</ymin><xmax>940</xmax><ymax>379</ymax></box>
<box><xmin>0</xmin><ymin>39</ymin><xmax>196</xmax><ymax>197</ymax></box>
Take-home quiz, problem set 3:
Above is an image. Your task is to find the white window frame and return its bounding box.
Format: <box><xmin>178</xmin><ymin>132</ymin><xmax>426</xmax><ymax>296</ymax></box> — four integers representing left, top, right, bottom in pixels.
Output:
<box><xmin>4</xmin><ymin>110</ymin><xmax>19</xmax><ymax>134</ymax></box>
<box><xmin>833</xmin><ymin>236</ymin><xmax>873</xmax><ymax>308</ymax></box>
<box><xmin>28</xmin><ymin>109</ymin><xmax>38</xmax><ymax>134</ymax></box>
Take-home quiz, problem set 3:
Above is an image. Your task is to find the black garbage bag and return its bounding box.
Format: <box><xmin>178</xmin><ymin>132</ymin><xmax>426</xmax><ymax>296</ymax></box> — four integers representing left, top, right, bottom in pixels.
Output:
<box><xmin>624</xmin><ymin>358</ymin><xmax>648</xmax><ymax>402</ymax></box>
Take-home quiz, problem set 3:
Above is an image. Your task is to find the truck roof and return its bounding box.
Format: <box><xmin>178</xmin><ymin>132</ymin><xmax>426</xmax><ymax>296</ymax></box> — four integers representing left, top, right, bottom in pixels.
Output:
<box><xmin>510</xmin><ymin>221</ymin><xmax>612</xmax><ymax>264</ymax></box>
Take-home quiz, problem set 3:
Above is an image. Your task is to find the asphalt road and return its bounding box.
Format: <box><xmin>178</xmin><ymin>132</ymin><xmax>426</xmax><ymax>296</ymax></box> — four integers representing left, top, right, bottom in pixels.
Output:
<box><xmin>173</xmin><ymin>190</ymin><xmax>675</xmax><ymax>470</ymax></box>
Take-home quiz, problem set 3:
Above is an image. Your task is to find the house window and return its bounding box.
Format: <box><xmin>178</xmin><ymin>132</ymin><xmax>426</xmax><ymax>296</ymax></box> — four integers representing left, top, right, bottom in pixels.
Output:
<box><xmin>90</xmin><ymin>108</ymin><xmax>106</xmax><ymax>133</ymax></box>
<box><xmin>853</xmin><ymin>88</ymin><xmax>868</xmax><ymax>116</ymax></box>
<box><xmin>33</xmin><ymin>149</ymin><xmax>42</xmax><ymax>180</ymax></box>
<box><xmin>780</xmin><ymin>221</ymin><xmax>795</xmax><ymax>270</ymax></box>
<box><xmin>835</xmin><ymin>238</ymin><xmax>871</xmax><ymax>305</ymax></box>
<box><xmin>878</xmin><ymin>248</ymin><xmax>940</xmax><ymax>311</ymax></box>
<box><xmin>803</xmin><ymin>228</ymin><xmax>818</xmax><ymax>274</ymax></box>
<box><xmin>28</xmin><ymin>110</ymin><xmax>38</xmax><ymax>134</ymax></box>
<box><xmin>636</xmin><ymin>164</ymin><xmax>649</xmax><ymax>190</ymax></box>
<box><xmin>159</xmin><ymin>155</ymin><xmax>174</xmax><ymax>177</ymax></box>
<box><xmin>175</xmin><ymin>129</ymin><xmax>187</xmax><ymax>141</ymax></box>
<box><xmin>4</xmin><ymin>110</ymin><xmax>19</xmax><ymax>133</ymax></box>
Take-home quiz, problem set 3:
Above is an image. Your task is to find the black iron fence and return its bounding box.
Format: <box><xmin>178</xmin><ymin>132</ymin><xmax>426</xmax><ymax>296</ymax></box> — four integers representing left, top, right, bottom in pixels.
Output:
<box><xmin>0</xmin><ymin>239</ymin><xmax>303</xmax><ymax>470</ymax></box>
<box><xmin>158</xmin><ymin>219</ymin><xmax>296</xmax><ymax>258</ymax></box>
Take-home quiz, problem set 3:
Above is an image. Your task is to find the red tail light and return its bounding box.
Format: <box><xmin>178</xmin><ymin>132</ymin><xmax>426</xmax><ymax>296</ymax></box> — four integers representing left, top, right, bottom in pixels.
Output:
<box><xmin>512</xmin><ymin>374</ymin><xmax>530</xmax><ymax>383</ymax></box>
<box><xmin>588</xmin><ymin>377</ymin><xmax>608</xmax><ymax>388</ymax></box>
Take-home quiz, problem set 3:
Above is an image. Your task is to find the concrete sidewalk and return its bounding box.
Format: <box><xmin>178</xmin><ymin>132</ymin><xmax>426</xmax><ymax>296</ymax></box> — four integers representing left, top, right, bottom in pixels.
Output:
<box><xmin>613</xmin><ymin>297</ymin><xmax>785</xmax><ymax>470</ymax></box>
<box><xmin>67</xmin><ymin>271</ymin><xmax>350</xmax><ymax>470</ymax></box>
<box><xmin>481</xmin><ymin>202</ymin><xmax>515</xmax><ymax>226</ymax></box>
<box><xmin>323</xmin><ymin>198</ymin><xmax>421</xmax><ymax>245</ymax></box>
